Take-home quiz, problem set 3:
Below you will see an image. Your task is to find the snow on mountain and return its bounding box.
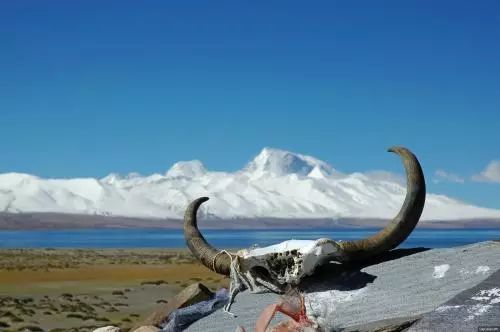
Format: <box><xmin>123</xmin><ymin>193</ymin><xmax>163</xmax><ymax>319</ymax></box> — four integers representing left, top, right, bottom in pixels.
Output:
<box><xmin>244</xmin><ymin>148</ymin><xmax>342</xmax><ymax>179</ymax></box>
<box><xmin>1</xmin><ymin>148</ymin><xmax>500</xmax><ymax>221</ymax></box>
<box><xmin>166</xmin><ymin>160</ymin><xmax>207</xmax><ymax>178</ymax></box>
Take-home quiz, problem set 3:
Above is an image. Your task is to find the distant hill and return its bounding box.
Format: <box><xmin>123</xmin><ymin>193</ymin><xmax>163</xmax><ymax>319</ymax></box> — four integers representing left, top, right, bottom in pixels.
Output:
<box><xmin>0</xmin><ymin>212</ymin><xmax>499</xmax><ymax>230</ymax></box>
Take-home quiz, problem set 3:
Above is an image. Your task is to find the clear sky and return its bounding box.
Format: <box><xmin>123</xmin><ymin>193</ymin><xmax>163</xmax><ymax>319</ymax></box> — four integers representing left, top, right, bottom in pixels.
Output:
<box><xmin>1</xmin><ymin>1</ymin><xmax>499</xmax><ymax>208</ymax></box>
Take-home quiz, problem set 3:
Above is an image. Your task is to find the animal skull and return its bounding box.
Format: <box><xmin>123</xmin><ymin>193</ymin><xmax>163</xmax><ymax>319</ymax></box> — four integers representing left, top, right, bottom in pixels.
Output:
<box><xmin>183</xmin><ymin>147</ymin><xmax>426</xmax><ymax>295</ymax></box>
<box><xmin>234</xmin><ymin>239</ymin><xmax>343</xmax><ymax>293</ymax></box>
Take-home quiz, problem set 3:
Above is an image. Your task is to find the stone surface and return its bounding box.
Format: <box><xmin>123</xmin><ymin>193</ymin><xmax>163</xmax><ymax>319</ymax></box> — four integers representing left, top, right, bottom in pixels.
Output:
<box><xmin>92</xmin><ymin>327</ymin><xmax>121</xmax><ymax>332</ymax></box>
<box><xmin>341</xmin><ymin>316</ymin><xmax>421</xmax><ymax>332</ymax></box>
<box><xmin>131</xmin><ymin>326</ymin><xmax>161</xmax><ymax>332</ymax></box>
<box><xmin>186</xmin><ymin>241</ymin><xmax>500</xmax><ymax>331</ymax></box>
<box><xmin>135</xmin><ymin>282</ymin><xmax>213</xmax><ymax>328</ymax></box>
<box><xmin>408</xmin><ymin>268</ymin><xmax>500</xmax><ymax>332</ymax></box>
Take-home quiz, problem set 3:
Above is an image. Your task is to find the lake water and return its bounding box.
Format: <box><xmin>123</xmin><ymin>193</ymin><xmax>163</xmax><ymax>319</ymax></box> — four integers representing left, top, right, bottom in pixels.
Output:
<box><xmin>0</xmin><ymin>228</ymin><xmax>499</xmax><ymax>249</ymax></box>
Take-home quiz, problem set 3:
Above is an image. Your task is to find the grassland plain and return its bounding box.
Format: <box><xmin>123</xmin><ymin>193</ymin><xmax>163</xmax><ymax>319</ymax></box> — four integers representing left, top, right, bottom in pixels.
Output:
<box><xmin>0</xmin><ymin>249</ymin><xmax>229</xmax><ymax>332</ymax></box>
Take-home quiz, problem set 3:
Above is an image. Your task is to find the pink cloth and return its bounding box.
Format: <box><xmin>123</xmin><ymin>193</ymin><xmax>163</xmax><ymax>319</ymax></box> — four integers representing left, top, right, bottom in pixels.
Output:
<box><xmin>239</xmin><ymin>290</ymin><xmax>316</xmax><ymax>332</ymax></box>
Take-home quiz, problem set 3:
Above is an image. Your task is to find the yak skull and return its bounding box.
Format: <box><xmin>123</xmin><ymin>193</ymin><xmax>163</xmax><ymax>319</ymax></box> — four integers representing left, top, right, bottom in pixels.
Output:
<box><xmin>233</xmin><ymin>239</ymin><xmax>343</xmax><ymax>293</ymax></box>
<box><xmin>183</xmin><ymin>146</ymin><xmax>426</xmax><ymax>296</ymax></box>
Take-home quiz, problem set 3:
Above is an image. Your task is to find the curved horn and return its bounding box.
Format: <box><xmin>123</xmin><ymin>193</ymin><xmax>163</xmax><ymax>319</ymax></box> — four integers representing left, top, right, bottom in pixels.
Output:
<box><xmin>184</xmin><ymin>197</ymin><xmax>231</xmax><ymax>275</ymax></box>
<box><xmin>338</xmin><ymin>146</ymin><xmax>426</xmax><ymax>262</ymax></box>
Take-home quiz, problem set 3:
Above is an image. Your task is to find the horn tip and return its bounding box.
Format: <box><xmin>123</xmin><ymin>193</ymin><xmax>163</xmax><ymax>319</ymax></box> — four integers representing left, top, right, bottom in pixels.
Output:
<box><xmin>187</xmin><ymin>197</ymin><xmax>210</xmax><ymax>212</ymax></box>
<box><xmin>387</xmin><ymin>146</ymin><xmax>410</xmax><ymax>155</ymax></box>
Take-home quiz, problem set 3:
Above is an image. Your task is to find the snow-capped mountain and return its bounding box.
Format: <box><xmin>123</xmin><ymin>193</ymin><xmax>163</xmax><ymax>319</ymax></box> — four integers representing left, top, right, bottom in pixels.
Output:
<box><xmin>1</xmin><ymin>147</ymin><xmax>500</xmax><ymax>221</ymax></box>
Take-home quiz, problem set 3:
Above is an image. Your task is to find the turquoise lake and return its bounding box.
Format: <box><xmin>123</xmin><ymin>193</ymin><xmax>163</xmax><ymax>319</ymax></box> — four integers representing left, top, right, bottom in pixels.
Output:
<box><xmin>0</xmin><ymin>228</ymin><xmax>499</xmax><ymax>248</ymax></box>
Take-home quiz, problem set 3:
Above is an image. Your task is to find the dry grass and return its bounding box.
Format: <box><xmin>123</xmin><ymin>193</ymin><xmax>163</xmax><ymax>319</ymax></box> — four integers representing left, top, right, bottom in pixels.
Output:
<box><xmin>0</xmin><ymin>249</ymin><xmax>230</xmax><ymax>331</ymax></box>
<box><xmin>0</xmin><ymin>264</ymin><xmax>223</xmax><ymax>284</ymax></box>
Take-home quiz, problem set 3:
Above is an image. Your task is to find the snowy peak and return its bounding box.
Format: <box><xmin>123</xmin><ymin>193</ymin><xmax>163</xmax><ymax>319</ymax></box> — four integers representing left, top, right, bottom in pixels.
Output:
<box><xmin>101</xmin><ymin>173</ymin><xmax>122</xmax><ymax>184</ymax></box>
<box><xmin>101</xmin><ymin>172</ymin><xmax>143</xmax><ymax>185</ymax></box>
<box><xmin>1</xmin><ymin>148</ymin><xmax>500</xmax><ymax>221</ymax></box>
<box><xmin>245</xmin><ymin>147</ymin><xmax>339</xmax><ymax>178</ymax></box>
<box><xmin>166</xmin><ymin>160</ymin><xmax>207</xmax><ymax>178</ymax></box>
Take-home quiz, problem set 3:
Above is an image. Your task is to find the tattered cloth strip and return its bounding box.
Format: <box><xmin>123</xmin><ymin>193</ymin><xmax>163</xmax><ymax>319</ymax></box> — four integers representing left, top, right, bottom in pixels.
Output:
<box><xmin>224</xmin><ymin>249</ymin><xmax>286</xmax><ymax>315</ymax></box>
<box><xmin>212</xmin><ymin>249</ymin><xmax>248</xmax><ymax>315</ymax></box>
<box><xmin>160</xmin><ymin>288</ymin><xmax>229</xmax><ymax>332</ymax></box>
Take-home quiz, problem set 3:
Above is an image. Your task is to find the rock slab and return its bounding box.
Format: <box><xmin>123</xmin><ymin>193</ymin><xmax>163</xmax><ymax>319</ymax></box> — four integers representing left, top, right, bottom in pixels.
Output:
<box><xmin>186</xmin><ymin>241</ymin><xmax>500</xmax><ymax>331</ymax></box>
<box><xmin>136</xmin><ymin>282</ymin><xmax>213</xmax><ymax>328</ymax></box>
<box><xmin>92</xmin><ymin>327</ymin><xmax>121</xmax><ymax>332</ymax></box>
<box><xmin>132</xmin><ymin>326</ymin><xmax>161</xmax><ymax>332</ymax></box>
<box><xmin>408</xmin><ymin>268</ymin><xmax>500</xmax><ymax>332</ymax></box>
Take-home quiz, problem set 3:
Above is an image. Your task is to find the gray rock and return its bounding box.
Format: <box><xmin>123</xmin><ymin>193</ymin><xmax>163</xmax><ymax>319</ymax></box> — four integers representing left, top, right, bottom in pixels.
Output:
<box><xmin>341</xmin><ymin>316</ymin><xmax>420</xmax><ymax>332</ymax></box>
<box><xmin>92</xmin><ymin>327</ymin><xmax>121</xmax><ymax>332</ymax></box>
<box><xmin>408</xmin><ymin>268</ymin><xmax>500</xmax><ymax>332</ymax></box>
<box><xmin>186</xmin><ymin>241</ymin><xmax>500</xmax><ymax>331</ymax></box>
<box><xmin>131</xmin><ymin>326</ymin><xmax>161</xmax><ymax>332</ymax></box>
<box><xmin>136</xmin><ymin>282</ymin><xmax>213</xmax><ymax>328</ymax></box>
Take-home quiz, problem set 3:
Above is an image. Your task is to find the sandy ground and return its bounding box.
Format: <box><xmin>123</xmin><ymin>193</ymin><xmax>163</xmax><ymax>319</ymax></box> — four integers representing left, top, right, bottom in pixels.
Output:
<box><xmin>0</xmin><ymin>249</ymin><xmax>229</xmax><ymax>332</ymax></box>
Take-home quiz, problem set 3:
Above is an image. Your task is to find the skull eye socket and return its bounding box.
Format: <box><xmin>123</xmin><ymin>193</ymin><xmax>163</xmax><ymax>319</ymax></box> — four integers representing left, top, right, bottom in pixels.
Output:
<box><xmin>250</xmin><ymin>266</ymin><xmax>273</xmax><ymax>280</ymax></box>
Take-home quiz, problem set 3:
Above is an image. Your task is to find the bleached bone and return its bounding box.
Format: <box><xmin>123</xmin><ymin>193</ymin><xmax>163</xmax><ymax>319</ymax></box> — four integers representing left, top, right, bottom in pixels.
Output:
<box><xmin>236</xmin><ymin>239</ymin><xmax>342</xmax><ymax>291</ymax></box>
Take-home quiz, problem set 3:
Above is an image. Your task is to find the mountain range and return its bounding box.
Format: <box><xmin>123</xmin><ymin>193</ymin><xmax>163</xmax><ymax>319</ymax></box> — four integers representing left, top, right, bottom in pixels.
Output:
<box><xmin>1</xmin><ymin>147</ymin><xmax>500</xmax><ymax>222</ymax></box>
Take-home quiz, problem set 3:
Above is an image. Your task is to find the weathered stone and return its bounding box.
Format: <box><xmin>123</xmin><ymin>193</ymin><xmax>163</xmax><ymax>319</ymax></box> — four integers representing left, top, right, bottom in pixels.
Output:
<box><xmin>131</xmin><ymin>326</ymin><xmax>161</xmax><ymax>332</ymax></box>
<box><xmin>186</xmin><ymin>241</ymin><xmax>500</xmax><ymax>331</ymax></box>
<box><xmin>135</xmin><ymin>282</ymin><xmax>213</xmax><ymax>328</ymax></box>
<box><xmin>92</xmin><ymin>326</ymin><xmax>121</xmax><ymax>332</ymax></box>
<box><xmin>408</xmin><ymin>268</ymin><xmax>500</xmax><ymax>332</ymax></box>
<box><xmin>342</xmin><ymin>316</ymin><xmax>421</xmax><ymax>332</ymax></box>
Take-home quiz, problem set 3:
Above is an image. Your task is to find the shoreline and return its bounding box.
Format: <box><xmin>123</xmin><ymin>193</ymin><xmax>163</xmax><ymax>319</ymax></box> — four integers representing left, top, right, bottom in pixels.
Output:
<box><xmin>1</xmin><ymin>212</ymin><xmax>500</xmax><ymax>231</ymax></box>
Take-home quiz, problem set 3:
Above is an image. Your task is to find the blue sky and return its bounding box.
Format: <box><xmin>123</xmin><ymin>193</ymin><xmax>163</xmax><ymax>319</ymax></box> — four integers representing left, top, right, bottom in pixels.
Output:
<box><xmin>1</xmin><ymin>1</ymin><xmax>499</xmax><ymax>208</ymax></box>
